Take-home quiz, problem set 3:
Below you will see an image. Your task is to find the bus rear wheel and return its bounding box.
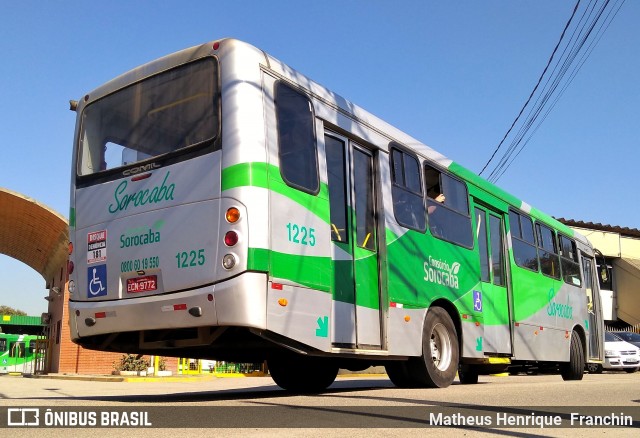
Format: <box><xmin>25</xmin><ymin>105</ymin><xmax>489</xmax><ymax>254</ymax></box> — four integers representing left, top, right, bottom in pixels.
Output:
<box><xmin>408</xmin><ymin>307</ymin><xmax>459</xmax><ymax>388</ymax></box>
<box><xmin>268</xmin><ymin>355</ymin><xmax>338</xmax><ymax>393</ymax></box>
<box><xmin>560</xmin><ymin>331</ymin><xmax>584</xmax><ymax>381</ymax></box>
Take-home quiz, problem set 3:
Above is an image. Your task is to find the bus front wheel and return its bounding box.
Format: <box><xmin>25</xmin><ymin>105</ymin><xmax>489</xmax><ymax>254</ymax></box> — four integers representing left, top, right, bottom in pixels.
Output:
<box><xmin>560</xmin><ymin>331</ymin><xmax>584</xmax><ymax>381</ymax></box>
<box><xmin>268</xmin><ymin>355</ymin><xmax>338</xmax><ymax>393</ymax></box>
<box><xmin>458</xmin><ymin>364</ymin><xmax>479</xmax><ymax>384</ymax></box>
<box><xmin>385</xmin><ymin>361</ymin><xmax>414</xmax><ymax>388</ymax></box>
<box><xmin>408</xmin><ymin>306</ymin><xmax>459</xmax><ymax>388</ymax></box>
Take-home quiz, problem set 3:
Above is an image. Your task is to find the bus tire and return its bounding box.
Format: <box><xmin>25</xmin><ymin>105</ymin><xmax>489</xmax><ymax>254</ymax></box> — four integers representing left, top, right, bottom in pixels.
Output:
<box><xmin>560</xmin><ymin>331</ymin><xmax>584</xmax><ymax>381</ymax></box>
<box><xmin>624</xmin><ymin>367</ymin><xmax>638</xmax><ymax>373</ymax></box>
<box><xmin>458</xmin><ymin>364</ymin><xmax>479</xmax><ymax>384</ymax></box>
<box><xmin>586</xmin><ymin>363</ymin><xmax>602</xmax><ymax>374</ymax></box>
<box><xmin>408</xmin><ymin>306</ymin><xmax>459</xmax><ymax>388</ymax></box>
<box><xmin>385</xmin><ymin>361</ymin><xmax>414</xmax><ymax>388</ymax></box>
<box><xmin>268</xmin><ymin>356</ymin><xmax>338</xmax><ymax>393</ymax></box>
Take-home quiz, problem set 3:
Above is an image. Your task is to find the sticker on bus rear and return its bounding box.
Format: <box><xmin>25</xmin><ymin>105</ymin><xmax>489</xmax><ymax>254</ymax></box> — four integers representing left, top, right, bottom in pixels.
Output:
<box><xmin>88</xmin><ymin>265</ymin><xmax>107</xmax><ymax>298</ymax></box>
<box><xmin>87</xmin><ymin>230</ymin><xmax>107</xmax><ymax>264</ymax></box>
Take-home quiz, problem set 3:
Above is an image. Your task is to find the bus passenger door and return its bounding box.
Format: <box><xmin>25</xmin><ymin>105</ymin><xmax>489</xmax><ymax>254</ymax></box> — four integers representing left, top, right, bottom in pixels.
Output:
<box><xmin>8</xmin><ymin>341</ymin><xmax>26</xmax><ymax>373</ymax></box>
<box><xmin>325</xmin><ymin>132</ymin><xmax>381</xmax><ymax>348</ymax></box>
<box><xmin>582</xmin><ymin>255</ymin><xmax>603</xmax><ymax>361</ymax></box>
<box><xmin>474</xmin><ymin>205</ymin><xmax>512</xmax><ymax>355</ymax></box>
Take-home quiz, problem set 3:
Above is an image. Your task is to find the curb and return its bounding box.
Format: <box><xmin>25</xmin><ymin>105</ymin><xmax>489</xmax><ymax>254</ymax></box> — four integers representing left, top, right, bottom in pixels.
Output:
<box><xmin>22</xmin><ymin>373</ymin><xmax>217</xmax><ymax>383</ymax></box>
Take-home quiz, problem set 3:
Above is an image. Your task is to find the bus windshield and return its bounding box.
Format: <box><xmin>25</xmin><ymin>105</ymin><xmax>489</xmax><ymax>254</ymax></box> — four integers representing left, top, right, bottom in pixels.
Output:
<box><xmin>77</xmin><ymin>57</ymin><xmax>218</xmax><ymax>176</ymax></box>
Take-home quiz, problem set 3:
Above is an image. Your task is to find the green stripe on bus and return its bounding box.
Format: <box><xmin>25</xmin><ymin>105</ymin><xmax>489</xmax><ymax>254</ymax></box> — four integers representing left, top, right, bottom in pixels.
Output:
<box><xmin>222</xmin><ymin>162</ymin><xmax>330</xmax><ymax>223</ymax></box>
<box><xmin>247</xmin><ymin>246</ymin><xmax>331</xmax><ymax>292</ymax></box>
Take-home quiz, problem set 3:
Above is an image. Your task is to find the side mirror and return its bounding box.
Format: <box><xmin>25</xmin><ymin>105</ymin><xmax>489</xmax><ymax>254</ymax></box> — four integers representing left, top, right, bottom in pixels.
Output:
<box><xmin>599</xmin><ymin>266</ymin><xmax>609</xmax><ymax>283</ymax></box>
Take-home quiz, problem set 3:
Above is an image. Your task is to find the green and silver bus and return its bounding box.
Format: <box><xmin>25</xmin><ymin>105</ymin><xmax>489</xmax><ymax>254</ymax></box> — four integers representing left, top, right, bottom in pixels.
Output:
<box><xmin>0</xmin><ymin>333</ymin><xmax>45</xmax><ymax>374</ymax></box>
<box><xmin>68</xmin><ymin>38</ymin><xmax>604</xmax><ymax>391</ymax></box>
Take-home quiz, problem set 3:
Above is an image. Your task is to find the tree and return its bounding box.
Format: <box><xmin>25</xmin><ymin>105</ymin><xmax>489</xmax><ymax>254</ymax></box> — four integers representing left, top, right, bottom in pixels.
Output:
<box><xmin>0</xmin><ymin>305</ymin><xmax>27</xmax><ymax>316</ymax></box>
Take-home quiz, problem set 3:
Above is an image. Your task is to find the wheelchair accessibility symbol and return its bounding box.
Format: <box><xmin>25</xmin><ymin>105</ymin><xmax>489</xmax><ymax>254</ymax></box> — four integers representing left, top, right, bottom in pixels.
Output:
<box><xmin>473</xmin><ymin>290</ymin><xmax>482</xmax><ymax>312</ymax></box>
<box><xmin>88</xmin><ymin>265</ymin><xmax>107</xmax><ymax>297</ymax></box>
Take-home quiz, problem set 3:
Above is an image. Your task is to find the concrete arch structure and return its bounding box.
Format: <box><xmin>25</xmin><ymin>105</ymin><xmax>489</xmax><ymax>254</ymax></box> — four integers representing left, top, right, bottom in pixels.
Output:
<box><xmin>0</xmin><ymin>188</ymin><xmax>69</xmax><ymax>285</ymax></box>
<box><xmin>0</xmin><ymin>188</ymin><xmax>152</xmax><ymax>374</ymax></box>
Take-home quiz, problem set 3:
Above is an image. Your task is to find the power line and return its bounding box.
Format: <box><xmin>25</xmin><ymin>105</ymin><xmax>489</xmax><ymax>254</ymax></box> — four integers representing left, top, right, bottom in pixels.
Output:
<box><xmin>489</xmin><ymin>0</ymin><xmax>625</xmax><ymax>183</ymax></box>
<box><xmin>479</xmin><ymin>0</ymin><xmax>625</xmax><ymax>183</ymax></box>
<box><xmin>478</xmin><ymin>0</ymin><xmax>581</xmax><ymax>177</ymax></box>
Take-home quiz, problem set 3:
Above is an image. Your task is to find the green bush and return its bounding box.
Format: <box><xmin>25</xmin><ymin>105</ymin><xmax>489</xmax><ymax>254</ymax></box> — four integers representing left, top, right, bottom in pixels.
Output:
<box><xmin>113</xmin><ymin>354</ymin><xmax>149</xmax><ymax>372</ymax></box>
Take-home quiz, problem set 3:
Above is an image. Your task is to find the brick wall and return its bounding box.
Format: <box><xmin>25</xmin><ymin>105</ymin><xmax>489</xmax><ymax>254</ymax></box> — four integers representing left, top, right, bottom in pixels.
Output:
<box><xmin>51</xmin><ymin>274</ymin><xmax>179</xmax><ymax>375</ymax></box>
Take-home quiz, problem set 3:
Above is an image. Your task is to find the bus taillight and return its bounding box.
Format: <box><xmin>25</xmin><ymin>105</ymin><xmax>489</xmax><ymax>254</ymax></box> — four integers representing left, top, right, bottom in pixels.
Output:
<box><xmin>224</xmin><ymin>231</ymin><xmax>238</xmax><ymax>247</ymax></box>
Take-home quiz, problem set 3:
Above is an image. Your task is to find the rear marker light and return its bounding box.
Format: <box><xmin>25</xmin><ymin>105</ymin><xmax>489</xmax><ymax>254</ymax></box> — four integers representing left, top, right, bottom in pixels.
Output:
<box><xmin>68</xmin><ymin>242</ymin><xmax>74</xmax><ymax>255</ymax></box>
<box><xmin>131</xmin><ymin>173</ymin><xmax>152</xmax><ymax>182</ymax></box>
<box><xmin>224</xmin><ymin>231</ymin><xmax>238</xmax><ymax>246</ymax></box>
<box><xmin>278</xmin><ymin>298</ymin><xmax>288</xmax><ymax>307</ymax></box>
<box><xmin>67</xmin><ymin>260</ymin><xmax>74</xmax><ymax>275</ymax></box>
<box><xmin>222</xmin><ymin>254</ymin><xmax>236</xmax><ymax>270</ymax></box>
<box><xmin>68</xmin><ymin>280</ymin><xmax>76</xmax><ymax>294</ymax></box>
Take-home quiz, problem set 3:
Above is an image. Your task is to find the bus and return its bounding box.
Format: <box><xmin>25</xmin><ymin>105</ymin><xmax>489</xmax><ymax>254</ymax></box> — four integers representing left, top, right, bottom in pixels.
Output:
<box><xmin>67</xmin><ymin>38</ymin><xmax>604</xmax><ymax>391</ymax></box>
<box><xmin>0</xmin><ymin>333</ymin><xmax>45</xmax><ymax>374</ymax></box>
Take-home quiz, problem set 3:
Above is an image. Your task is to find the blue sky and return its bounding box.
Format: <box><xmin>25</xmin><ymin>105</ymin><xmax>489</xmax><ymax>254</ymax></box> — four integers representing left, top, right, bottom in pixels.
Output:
<box><xmin>1</xmin><ymin>1</ymin><xmax>637</xmax><ymax>315</ymax></box>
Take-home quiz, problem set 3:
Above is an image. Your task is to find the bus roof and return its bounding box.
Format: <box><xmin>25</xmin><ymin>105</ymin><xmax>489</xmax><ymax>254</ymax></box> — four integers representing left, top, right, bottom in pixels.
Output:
<box><xmin>75</xmin><ymin>38</ymin><xmax>590</xmax><ymax>248</ymax></box>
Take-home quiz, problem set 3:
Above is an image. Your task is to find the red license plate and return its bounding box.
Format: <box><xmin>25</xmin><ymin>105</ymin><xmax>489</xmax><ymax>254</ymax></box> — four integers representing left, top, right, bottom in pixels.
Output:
<box><xmin>126</xmin><ymin>275</ymin><xmax>157</xmax><ymax>293</ymax></box>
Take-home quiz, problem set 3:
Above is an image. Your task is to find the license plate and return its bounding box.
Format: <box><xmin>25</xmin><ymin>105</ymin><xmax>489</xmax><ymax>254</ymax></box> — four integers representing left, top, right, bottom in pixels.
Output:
<box><xmin>126</xmin><ymin>275</ymin><xmax>157</xmax><ymax>293</ymax></box>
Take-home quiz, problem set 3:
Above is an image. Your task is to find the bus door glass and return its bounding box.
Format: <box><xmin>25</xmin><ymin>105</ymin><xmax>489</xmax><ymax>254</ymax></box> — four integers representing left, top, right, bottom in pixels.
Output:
<box><xmin>474</xmin><ymin>205</ymin><xmax>512</xmax><ymax>354</ymax></box>
<box><xmin>325</xmin><ymin>132</ymin><xmax>381</xmax><ymax>348</ymax></box>
<box><xmin>8</xmin><ymin>341</ymin><xmax>26</xmax><ymax>373</ymax></box>
<box><xmin>582</xmin><ymin>255</ymin><xmax>603</xmax><ymax>360</ymax></box>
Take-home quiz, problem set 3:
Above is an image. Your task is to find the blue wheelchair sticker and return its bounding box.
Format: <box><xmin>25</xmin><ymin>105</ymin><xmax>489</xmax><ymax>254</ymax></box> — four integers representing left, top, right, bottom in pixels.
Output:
<box><xmin>473</xmin><ymin>290</ymin><xmax>482</xmax><ymax>312</ymax></box>
<box><xmin>88</xmin><ymin>265</ymin><xmax>107</xmax><ymax>298</ymax></box>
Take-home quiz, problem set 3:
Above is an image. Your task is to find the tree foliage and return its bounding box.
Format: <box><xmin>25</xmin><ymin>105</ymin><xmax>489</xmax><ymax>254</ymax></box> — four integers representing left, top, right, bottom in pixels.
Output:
<box><xmin>0</xmin><ymin>305</ymin><xmax>27</xmax><ymax>316</ymax></box>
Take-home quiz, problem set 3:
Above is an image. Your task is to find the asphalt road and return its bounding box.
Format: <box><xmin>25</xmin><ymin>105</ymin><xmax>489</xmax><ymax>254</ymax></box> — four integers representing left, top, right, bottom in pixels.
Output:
<box><xmin>1</xmin><ymin>371</ymin><xmax>638</xmax><ymax>437</ymax></box>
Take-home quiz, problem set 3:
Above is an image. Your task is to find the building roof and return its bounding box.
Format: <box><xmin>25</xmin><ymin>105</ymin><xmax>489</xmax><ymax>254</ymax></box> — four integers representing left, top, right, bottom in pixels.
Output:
<box><xmin>557</xmin><ymin>218</ymin><xmax>640</xmax><ymax>239</ymax></box>
<box><xmin>0</xmin><ymin>188</ymin><xmax>69</xmax><ymax>286</ymax></box>
<box><xmin>1</xmin><ymin>314</ymin><xmax>43</xmax><ymax>326</ymax></box>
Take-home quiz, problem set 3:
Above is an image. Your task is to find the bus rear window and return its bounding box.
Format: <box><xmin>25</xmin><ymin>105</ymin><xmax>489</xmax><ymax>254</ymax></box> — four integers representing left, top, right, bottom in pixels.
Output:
<box><xmin>78</xmin><ymin>58</ymin><xmax>219</xmax><ymax>176</ymax></box>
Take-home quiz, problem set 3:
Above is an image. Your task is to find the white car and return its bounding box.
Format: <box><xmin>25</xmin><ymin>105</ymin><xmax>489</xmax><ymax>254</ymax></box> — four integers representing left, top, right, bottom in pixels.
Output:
<box><xmin>599</xmin><ymin>331</ymin><xmax>640</xmax><ymax>373</ymax></box>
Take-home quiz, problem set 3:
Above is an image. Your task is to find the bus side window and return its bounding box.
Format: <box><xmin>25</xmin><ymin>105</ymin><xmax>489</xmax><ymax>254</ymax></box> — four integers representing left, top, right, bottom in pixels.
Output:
<box><xmin>390</xmin><ymin>145</ymin><xmax>426</xmax><ymax>232</ymax></box>
<box><xmin>509</xmin><ymin>210</ymin><xmax>539</xmax><ymax>271</ymax></box>
<box><xmin>0</xmin><ymin>339</ymin><xmax>6</xmax><ymax>352</ymax></box>
<box><xmin>275</xmin><ymin>81</ymin><xmax>319</xmax><ymax>194</ymax></box>
<box><xmin>536</xmin><ymin>223</ymin><xmax>560</xmax><ymax>279</ymax></box>
<box><xmin>559</xmin><ymin>235</ymin><xmax>582</xmax><ymax>286</ymax></box>
<box><xmin>424</xmin><ymin>164</ymin><xmax>473</xmax><ymax>248</ymax></box>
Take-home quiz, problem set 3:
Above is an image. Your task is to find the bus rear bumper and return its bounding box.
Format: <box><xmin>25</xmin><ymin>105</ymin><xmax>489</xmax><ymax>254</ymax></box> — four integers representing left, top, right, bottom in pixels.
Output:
<box><xmin>69</xmin><ymin>272</ymin><xmax>268</xmax><ymax>341</ymax></box>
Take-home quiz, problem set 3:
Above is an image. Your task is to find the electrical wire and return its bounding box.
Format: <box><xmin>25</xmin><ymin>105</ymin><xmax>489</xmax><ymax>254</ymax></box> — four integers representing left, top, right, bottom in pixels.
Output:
<box><xmin>479</xmin><ymin>0</ymin><xmax>625</xmax><ymax>183</ymax></box>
